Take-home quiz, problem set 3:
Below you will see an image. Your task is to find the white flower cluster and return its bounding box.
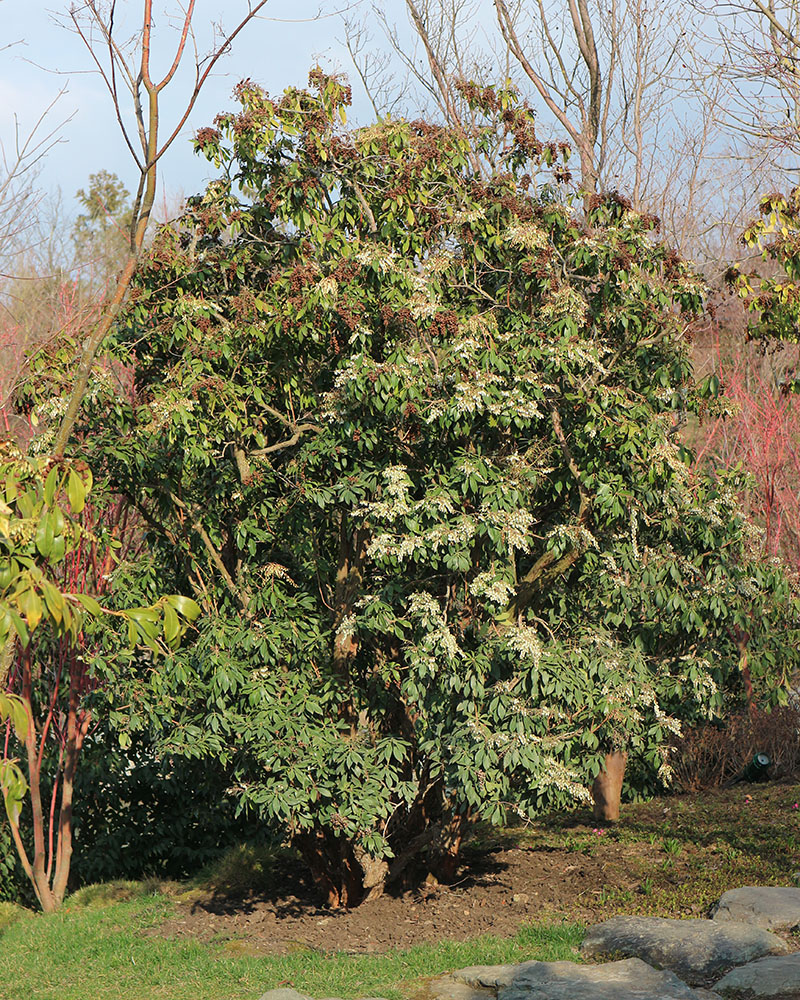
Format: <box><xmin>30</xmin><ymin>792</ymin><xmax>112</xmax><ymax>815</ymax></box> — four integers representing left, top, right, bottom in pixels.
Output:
<box><xmin>540</xmin><ymin>286</ymin><xmax>588</xmax><ymax>326</ymax></box>
<box><xmin>425</xmin><ymin>400</ymin><xmax>447</xmax><ymax>423</ymax></box>
<box><xmin>539</xmin><ymin>757</ymin><xmax>593</xmax><ymax>803</ymax></box>
<box><xmin>697</xmin><ymin>486</ymin><xmax>740</xmax><ymax>529</ymax></box>
<box><xmin>461</xmin><ymin>311</ymin><xmax>499</xmax><ymax>342</ymax></box>
<box><xmin>421</xmin><ymin>490</ymin><xmax>457</xmax><ymax>515</ymax></box>
<box><xmin>481</xmin><ymin>505</ymin><xmax>536</xmax><ymax>551</ymax></box>
<box><xmin>332</xmin><ymin>355</ymin><xmax>366</xmax><ymax>390</ymax></box>
<box><xmin>451</xmin><ymin>336</ymin><xmax>482</xmax><ymax>359</ymax></box>
<box><xmin>424</xmin><ymin>250</ymin><xmax>455</xmax><ymax>274</ymax></box>
<box><xmin>486</xmin><ymin>391</ymin><xmax>544</xmax><ymax>421</ymax></box>
<box><xmin>35</xmin><ymin>395</ymin><xmax>69</xmax><ymax>421</ymax></box>
<box><xmin>315</xmin><ymin>275</ymin><xmax>339</xmax><ymax>303</ymax></box>
<box><xmin>408</xmin><ymin>292</ymin><xmax>439</xmax><ymax>322</ymax></box>
<box><xmin>677</xmin><ymin>655</ymin><xmax>718</xmax><ymax>706</ymax></box>
<box><xmin>368</xmin><ymin>532</ymin><xmax>422</xmax><ymax>560</ymax></box>
<box><xmin>470</xmin><ymin>571</ymin><xmax>515</xmax><ymax>606</ymax></box>
<box><xmin>504</xmin><ymin>221</ymin><xmax>550</xmax><ymax>251</ymax></box>
<box><xmin>651</xmin><ymin>741</ymin><xmax>678</xmax><ymax>784</ymax></box>
<box><xmin>549</xmin><ymin>522</ymin><xmax>599</xmax><ymax>553</ymax></box>
<box><xmin>453</xmin><ymin>206</ymin><xmax>486</xmax><ymax>224</ymax></box>
<box><xmin>506</xmin><ymin>624</ymin><xmax>543</xmax><ymax>666</ymax></box>
<box><xmin>630</xmin><ymin>508</ymin><xmax>640</xmax><ymax>560</ymax></box>
<box><xmin>651</xmin><ymin>440</ymin><xmax>690</xmax><ymax>479</ymax></box>
<box><xmin>454</xmin><ymin>370</ymin><xmax>503</xmax><ymax>414</ymax></box>
<box><xmin>355</xmin><ymin>243</ymin><xmax>399</xmax><ymax>273</ymax></box>
<box><xmin>653</xmin><ymin>701</ymin><xmax>682</xmax><ymax>737</ymax></box>
<box><xmin>173</xmin><ymin>294</ymin><xmax>223</xmax><ymax>318</ymax></box>
<box><xmin>85</xmin><ymin>368</ymin><xmax>117</xmax><ymax>402</ymax></box>
<box><xmin>504</xmin><ymin>446</ymin><xmax>555</xmax><ymax>484</ymax></box>
<box><xmin>336</xmin><ymin>613</ymin><xmax>357</xmax><ymax>644</ymax></box>
<box><xmin>458</xmin><ymin>457</ymin><xmax>481</xmax><ymax>478</ymax></box>
<box><xmin>425</xmin><ymin>516</ymin><xmax>477</xmax><ymax>549</ymax></box>
<box><xmin>560</xmin><ymin>337</ymin><xmax>609</xmax><ymax>375</ymax></box>
<box><xmin>148</xmin><ymin>396</ymin><xmax>196</xmax><ymax>432</ymax></box>
<box><xmin>407</xmin><ymin>591</ymin><xmax>463</xmax><ymax>662</ymax></box>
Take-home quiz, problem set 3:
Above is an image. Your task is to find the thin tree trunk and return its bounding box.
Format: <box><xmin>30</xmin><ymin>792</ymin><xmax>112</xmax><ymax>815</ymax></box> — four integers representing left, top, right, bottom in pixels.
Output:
<box><xmin>591</xmin><ymin>750</ymin><xmax>627</xmax><ymax>823</ymax></box>
<box><xmin>21</xmin><ymin>649</ymin><xmax>56</xmax><ymax>912</ymax></box>
<box><xmin>52</xmin><ymin>675</ymin><xmax>88</xmax><ymax>906</ymax></box>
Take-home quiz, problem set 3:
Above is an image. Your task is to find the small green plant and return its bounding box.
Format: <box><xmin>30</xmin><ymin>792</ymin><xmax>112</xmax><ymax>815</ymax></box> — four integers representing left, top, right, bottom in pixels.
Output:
<box><xmin>662</xmin><ymin>838</ymin><xmax>683</xmax><ymax>857</ymax></box>
<box><xmin>640</xmin><ymin>876</ymin><xmax>653</xmax><ymax>896</ymax></box>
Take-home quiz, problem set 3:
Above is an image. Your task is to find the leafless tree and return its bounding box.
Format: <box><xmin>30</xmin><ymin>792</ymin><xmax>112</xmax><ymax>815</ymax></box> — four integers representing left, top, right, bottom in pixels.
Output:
<box><xmin>0</xmin><ymin>92</ymin><xmax>68</xmax><ymax>280</ymax></box>
<box><xmin>700</xmin><ymin>0</ymin><xmax>800</xmax><ymax>176</ymax></box>
<box><xmin>346</xmin><ymin>0</ymin><xmax>724</xmax><ymax>232</ymax></box>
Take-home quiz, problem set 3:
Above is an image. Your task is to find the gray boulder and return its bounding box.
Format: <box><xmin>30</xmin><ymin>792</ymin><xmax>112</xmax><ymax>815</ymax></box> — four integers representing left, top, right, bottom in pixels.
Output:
<box><xmin>582</xmin><ymin>915</ymin><xmax>788</xmax><ymax>985</ymax></box>
<box><xmin>713</xmin><ymin>953</ymin><xmax>800</xmax><ymax>997</ymax></box>
<box><xmin>711</xmin><ymin>886</ymin><xmax>800</xmax><ymax>932</ymax></box>
<box><xmin>431</xmin><ymin>957</ymin><xmax>721</xmax><ymax>999</ymax></box>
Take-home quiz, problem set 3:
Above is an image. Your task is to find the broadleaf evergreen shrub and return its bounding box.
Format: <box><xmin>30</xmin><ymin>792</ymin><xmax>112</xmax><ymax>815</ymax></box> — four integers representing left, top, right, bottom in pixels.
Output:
<box><xmin>63</xmin><ymin>72</ymin><xmax>800</xmax><ymax>906</ymax></box>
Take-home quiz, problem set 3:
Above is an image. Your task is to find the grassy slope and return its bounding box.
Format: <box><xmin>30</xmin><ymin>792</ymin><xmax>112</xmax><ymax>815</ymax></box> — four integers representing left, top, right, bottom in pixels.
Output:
<box><xmin>1</xmin><ymin>782</ymin><xmax>797</xmax><ymax>1000</ymax></box>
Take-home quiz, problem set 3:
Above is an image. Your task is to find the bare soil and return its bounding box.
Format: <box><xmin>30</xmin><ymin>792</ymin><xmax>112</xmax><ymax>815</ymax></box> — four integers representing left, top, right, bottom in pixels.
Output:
<box><xmin>149</xmin><ymin>783</ymin><xmax>800</xmax><ymax>956</ymax></box>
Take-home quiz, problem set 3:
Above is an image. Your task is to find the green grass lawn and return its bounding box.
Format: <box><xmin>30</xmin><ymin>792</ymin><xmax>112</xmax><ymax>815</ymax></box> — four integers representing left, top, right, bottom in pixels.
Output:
<box><xmin>0</xmin><ymin>893</ymin><xmax>583</xmax><ymax>1000</ymax></box>
<box><xmin>1</xmin><ymin>783</ymin><xmax>797</xmax><ymax>1000</ymax></box>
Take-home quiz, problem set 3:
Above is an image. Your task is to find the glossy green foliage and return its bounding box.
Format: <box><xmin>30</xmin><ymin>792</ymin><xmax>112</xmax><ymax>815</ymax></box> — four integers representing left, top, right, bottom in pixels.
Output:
<box><xmin>84</xmin><ymin>73</ymin><xmax>799</xmax><ymax>899</ymax></box>
<box><xmin>729</xmin><ymin>188</ymin><xmax>800</xmax><ymax>390</ymax></box>
<box><xmin>0</xmin><ymin>448</ymin><xmax>200</xmax><ymax>655</ymax></box>
<box><xmin>0</xmin><ymin>444</ymin><xmax>201</xmax><ymax>873</ymax></box>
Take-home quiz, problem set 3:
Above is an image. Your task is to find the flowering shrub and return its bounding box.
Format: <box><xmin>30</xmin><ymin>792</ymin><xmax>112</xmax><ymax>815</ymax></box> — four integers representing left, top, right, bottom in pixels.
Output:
<box><xmin>79</xmin><ymin>73</ymin><xmax>800</xmax><ymax>906</ymax></box>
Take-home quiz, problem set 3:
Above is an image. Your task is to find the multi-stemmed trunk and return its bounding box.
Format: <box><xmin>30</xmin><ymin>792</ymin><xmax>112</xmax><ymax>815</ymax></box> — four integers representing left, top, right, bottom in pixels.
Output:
<box><xmin>5</xmin><ymin>644</ymin><xmax>90</xmax><ymax>913</ymax></box>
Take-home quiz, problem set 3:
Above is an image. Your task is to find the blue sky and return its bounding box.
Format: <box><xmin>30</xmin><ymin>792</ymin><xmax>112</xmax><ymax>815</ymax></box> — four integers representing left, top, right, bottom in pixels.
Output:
<box><xmin>2</xmin><ymin>1</ymin><xmax>391</xmax><ymax>214</ymax></box>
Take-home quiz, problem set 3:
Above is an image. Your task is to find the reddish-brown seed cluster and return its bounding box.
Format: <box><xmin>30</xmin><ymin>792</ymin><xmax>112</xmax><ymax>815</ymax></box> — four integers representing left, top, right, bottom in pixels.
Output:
<box><xmin>231</xmin><ymin>288</ymin><xmax>257</xmax><ymax>320</ymax></box>
<box><xmin>287</xmin><ymin>264</ymin><xmax>319</xmax><ymax>294</ymax></box>
<box><xmin>428</xmin><ymin>310</ymin><xmax>459</xmax><ymax>339</ymax></box>
<box><xmin>614</xmin><ymin>249</ymin><xmax>634</xmax><ymax>270</ymax></box>
<box><xmin>662</xmin><ymin>247</ymin><xmax>683</xmax><ymax>279</ymax></box>
<box><xmin>332</xmin><ymin>261</ymin><xmax>359</xmax><ymax>283</ymax></box>
<box><xmin>195</xmin><ymin>126</ymin><xmax>221</xmax><ymax>148</ymax></box>
<box><xmin>588</xmin><ymin>191</ymin><xmax>633</xmax><ymax>217</ymax></box>
<box><xmin>336</xmin><ymin>305</ymin><xmax>361</xmax><ymax>332</ymax></box>
<box><xmin>381</xmin><ymin>305</ymin><xmax>417</xmax><ymax>337</ymax></box>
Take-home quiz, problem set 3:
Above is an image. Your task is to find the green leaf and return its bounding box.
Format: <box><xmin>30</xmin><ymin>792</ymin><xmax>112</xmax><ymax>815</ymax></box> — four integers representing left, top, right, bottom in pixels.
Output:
<box><xmin>67</xmin><ymin>470</ymin><xmax>86</xmax><ymax>514</ymax></box>
<box><xmin>166</xmin><ymin>595</ymin><xmax>202</xmax><ymax>621</ymax></box>
<box><xmin>163</xmin><ymin>604</ymin><xmax>180</xmax><ymax>645</ymax></box>
<box><xmin>44</xmin><ymin>466</ymin><xmax>59</xmax><ymax>506</ymax></box>
<box><xmin>0</xmin><ymin>693</ymin><xmax>29</xmax><ymax>741</ymax></box>
<box><xmin>35</xmin><ymin>511</ymin><xmax>55</xmax><ymax>559</ymax></box>
<box><xmin>73</xmin><ymin>592</ymin><xmax>102</xmax><ymax>616</ymax></box>
<box><xmin>18</xmin><ymin>588</ymin><xmax>43</xmax><ymax>631</ymax></box>
<box><xmin>40</xmin><ymin>580</ymin><xmax>65</xmax><ymax>626</ymax></box>
<box><xmin>0</xmin><ymin>760</ymin><xmax>28</xmax><ymax>826</ymax></box>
